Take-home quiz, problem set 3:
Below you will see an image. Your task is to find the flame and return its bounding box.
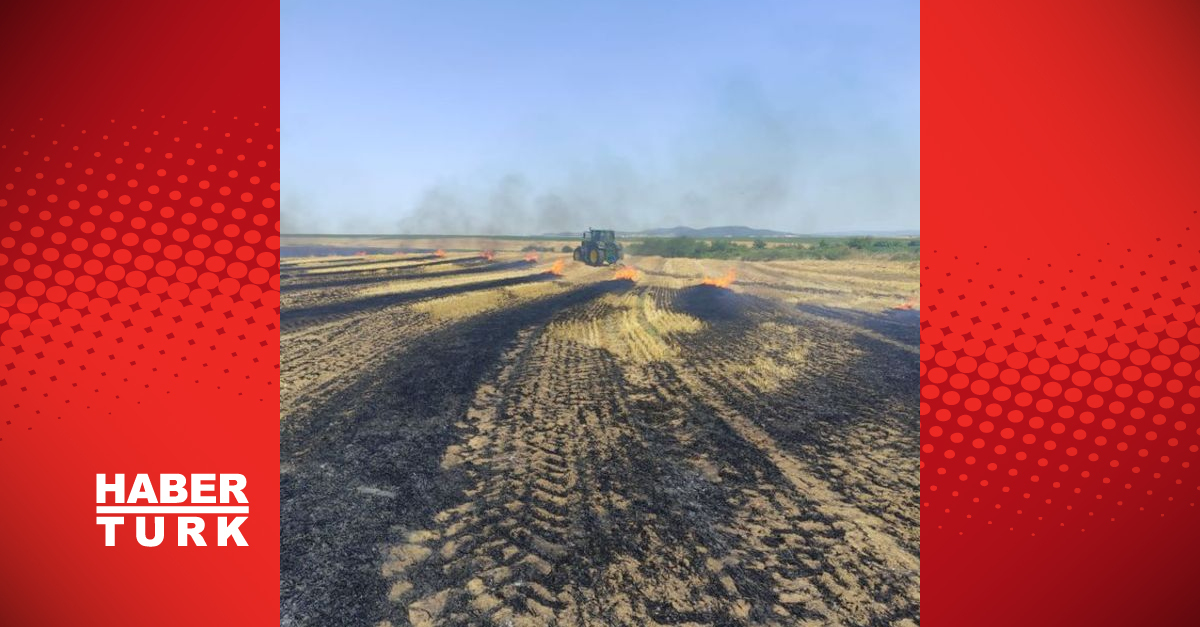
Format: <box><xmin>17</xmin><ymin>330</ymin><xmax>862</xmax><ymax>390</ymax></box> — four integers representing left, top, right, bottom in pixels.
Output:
<box><xmin>614</xmin><ymin>266</ymin><xmax>639</xmax><ymax>281</ymax></box>
<box><xmin>480</xmin><ymin>250</ymin><xmax>495</xmax><ymax>261</ymax></box>
<box><xmin>546</xmin><ymin>259</ymin><xmax>565</xmax><ymax>276</ymax></box>
<box><xmin>433</xmin><ymin>249</ymin><xmax>446</xmax><ymax>258</ymax></box>
<box><xmin>524</xmin><ymin>252</ymin><xmax>540</xmax><ymax>262</ymax></box>
<box><xmin>701</xmin><ymin>268</ymin><xmax>736</xmax><ymax>288</ymax></box>
<box><xmin>895</xmin><ymin>298</ymin><xmax>918</xmax><ymax>310</ymax></box>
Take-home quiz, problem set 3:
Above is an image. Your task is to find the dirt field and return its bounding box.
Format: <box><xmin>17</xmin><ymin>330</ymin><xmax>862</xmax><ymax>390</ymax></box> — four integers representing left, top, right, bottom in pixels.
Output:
<box><xmin>280</xmin><ymin>240</ymin><xmax>920</xmax><ymax>627</ymax></box>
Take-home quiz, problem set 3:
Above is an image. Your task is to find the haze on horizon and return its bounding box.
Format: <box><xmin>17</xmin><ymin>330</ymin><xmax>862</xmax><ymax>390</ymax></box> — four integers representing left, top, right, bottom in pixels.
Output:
<box><xmin>281</xmin><ymin>0</ymin><xmax>919</xmax><ymax>236</ymax></box>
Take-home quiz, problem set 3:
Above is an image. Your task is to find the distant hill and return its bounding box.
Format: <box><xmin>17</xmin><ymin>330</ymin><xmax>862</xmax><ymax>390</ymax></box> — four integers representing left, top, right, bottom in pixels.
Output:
<box><xmin>637</xmin><ymin>226</ymin><xmax>798</xmax><ymax>238</ymax></box>
<box><xmin>808</xmin><ymin>229</ymin><xmax>920</xmax><ymax>238</ymax></box>
<box><xmin>541</xmin><ymin>226</ymin><xmax>918</xmax><ymax>239</ymax></box>
<box><xmin>541</xmin><ymin>226</ymin><xmax>798</xmax><ymax>238</ymax></box>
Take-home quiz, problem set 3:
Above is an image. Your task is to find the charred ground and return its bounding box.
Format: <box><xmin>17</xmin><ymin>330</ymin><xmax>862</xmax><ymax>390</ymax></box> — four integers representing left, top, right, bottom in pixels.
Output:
<box><xmin>280</xmin><ymin>244</ymin><xmax>920</xmax><ymax>627</ymax></box>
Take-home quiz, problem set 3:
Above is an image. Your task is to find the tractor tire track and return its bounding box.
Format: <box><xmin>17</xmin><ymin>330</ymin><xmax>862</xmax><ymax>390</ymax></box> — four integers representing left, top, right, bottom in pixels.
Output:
<box><xmin>378</xmin><ymin>287</ymin><xmax>918</xmax><ymax>626</ymax></box>
<box><xmin>281</xmin><ymin>281</ymin><xmax>631</xmax><ymax>627</ymax></box>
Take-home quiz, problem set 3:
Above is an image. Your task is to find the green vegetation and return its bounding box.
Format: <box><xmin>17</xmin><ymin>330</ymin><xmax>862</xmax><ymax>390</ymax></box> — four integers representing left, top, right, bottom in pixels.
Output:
<box><xmin>628</xmin><ymin>236</ymin><xmax>919</xmax><ymax>261</ymax></box>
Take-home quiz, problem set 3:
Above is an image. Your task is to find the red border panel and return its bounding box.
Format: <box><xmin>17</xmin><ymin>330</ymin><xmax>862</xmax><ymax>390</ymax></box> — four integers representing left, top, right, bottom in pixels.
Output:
<box><xmin>925</xmin><ymin>1</ymin><xmax>1200</xmax><ymax>624</ymax></box>
<box><xmin>0</xmin><ymin>2</ymin><xmax>280</xmax><ymax>625</ymax></box>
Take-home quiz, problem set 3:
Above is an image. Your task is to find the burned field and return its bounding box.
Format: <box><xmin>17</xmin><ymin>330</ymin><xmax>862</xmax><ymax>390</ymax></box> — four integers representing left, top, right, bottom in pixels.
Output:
<box><xmin>280</xmin><ymin>245</ymin><xmax>920</xmax><ymax>627</ymax></box>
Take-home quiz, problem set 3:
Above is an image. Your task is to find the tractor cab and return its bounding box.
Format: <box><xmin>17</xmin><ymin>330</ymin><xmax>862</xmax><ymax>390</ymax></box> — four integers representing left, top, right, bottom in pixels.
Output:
<box><xmin>588</xmin><ymin>229</ymin><xmax>616</xmax><ymax>244</ymax></box>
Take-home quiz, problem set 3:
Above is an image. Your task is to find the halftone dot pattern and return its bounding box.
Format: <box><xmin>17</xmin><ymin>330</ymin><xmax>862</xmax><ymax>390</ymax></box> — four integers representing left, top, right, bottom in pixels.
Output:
<box><xmin>0</xmin><ymin>109</ymin><xmax>280</xmax><ymax>443</ymax></box>
<box><xmin>921</xmin><ymin>221</ymin><xmax>1200</xmax><ymax>534</ymax></box>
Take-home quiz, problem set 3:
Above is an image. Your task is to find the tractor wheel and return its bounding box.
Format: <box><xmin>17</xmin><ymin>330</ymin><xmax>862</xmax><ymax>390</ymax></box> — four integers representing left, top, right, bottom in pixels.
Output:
<box><xmin>588</xmin><ymin>248</ymin><xmax>601</xmax><ymax>266</ymax></box>
<box><xmin>573</xmin><ymin>247</ymin><xmax>582</xmax><ymax>261</ymax></box>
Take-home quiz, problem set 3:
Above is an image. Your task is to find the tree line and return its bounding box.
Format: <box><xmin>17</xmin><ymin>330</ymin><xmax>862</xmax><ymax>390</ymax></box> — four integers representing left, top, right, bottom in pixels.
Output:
<box><xmin>627</xmin><ymin>236</ymin><xmax>919</xmax><ymax>261</ymax></box>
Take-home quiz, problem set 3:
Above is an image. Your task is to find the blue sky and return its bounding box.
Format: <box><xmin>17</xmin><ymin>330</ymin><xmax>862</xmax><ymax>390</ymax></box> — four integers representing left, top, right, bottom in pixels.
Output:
<box><xmin>281</xmin><ymin>0</ymin><xmax>919</xmax><ymax>235</ymax></box>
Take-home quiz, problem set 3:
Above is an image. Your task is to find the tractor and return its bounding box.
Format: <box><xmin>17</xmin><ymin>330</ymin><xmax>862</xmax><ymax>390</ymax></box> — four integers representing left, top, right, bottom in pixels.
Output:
<box><xmin>573</xmin><ymin>229</ymin><xmax>623</xmax><ymax>266</ymax></box>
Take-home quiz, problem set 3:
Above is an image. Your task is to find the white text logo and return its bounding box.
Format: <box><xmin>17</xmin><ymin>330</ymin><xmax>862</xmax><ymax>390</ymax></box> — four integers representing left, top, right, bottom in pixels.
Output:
<box><xmin>95</xmin><ymin>474</ymin><xmax>250</xmax><ymax>547</ymax></box>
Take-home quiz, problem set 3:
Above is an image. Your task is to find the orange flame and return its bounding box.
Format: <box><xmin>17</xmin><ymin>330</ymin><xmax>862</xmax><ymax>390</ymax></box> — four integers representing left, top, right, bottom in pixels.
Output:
<box><xmin>524</xmin><ymin>252</ymin><xmax>540</xmax><ymax>262</ymax></box>
<box><xmin>614</xmin><ymin>266</ymin><xmax>639</xmax><ymax>281</ymax></box>
<box><xmin>480</xmin><ymin>250</ymin><xmax>495</xmax><ymax>261</ymax></box>
<box><xmin>433</xmin><ymin>249</ymin><xmax>446</xmax><ymax>258</ymax></box>
<box><xmin>547</xmin><ymin>259</ymin><xmax>565</xmax><ymax>276</ymax></box>
<box><xmin>895</xmin><ymin>298</ymin><xmax>918</xmax><ymax>310</ymax></box>
<box><xmin>701</xmin><ymin>269</ymin><xmax>736</xmax><ymax>288</ymax></box>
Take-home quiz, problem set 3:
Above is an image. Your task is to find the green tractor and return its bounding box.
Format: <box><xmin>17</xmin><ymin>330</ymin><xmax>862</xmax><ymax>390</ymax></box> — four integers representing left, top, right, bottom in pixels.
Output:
<box><xmin>573</xmin><ymin>228</ymin><xmax>624</xmax><ymax>266</ymax></box>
